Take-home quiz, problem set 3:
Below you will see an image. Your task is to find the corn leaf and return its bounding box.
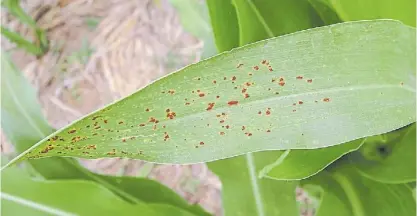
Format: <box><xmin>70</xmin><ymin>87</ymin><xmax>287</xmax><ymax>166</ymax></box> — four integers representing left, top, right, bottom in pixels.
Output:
<box><xmin>3</xmin><ymin>20</ymin><xmax>416</xmax><ymax>166</ymax></box>
<box><xmin>348</xmin><ymin>123</ymin><xmax>416</xmax><ymax>183</ymax></box>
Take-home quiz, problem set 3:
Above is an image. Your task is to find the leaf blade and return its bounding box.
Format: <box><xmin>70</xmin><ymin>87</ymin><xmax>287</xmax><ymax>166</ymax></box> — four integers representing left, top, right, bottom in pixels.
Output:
<box><xmin>4</xmin><ymin>20</ymin><xmax>416</xmax><ymax>165</ymax></box>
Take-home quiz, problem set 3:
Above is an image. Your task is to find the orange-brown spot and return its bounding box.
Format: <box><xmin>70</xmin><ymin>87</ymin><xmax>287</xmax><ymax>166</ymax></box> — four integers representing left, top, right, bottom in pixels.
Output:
<box><xmin>231</xmin><ymin>76</ymin><xmax>237</xmax><ymax>81</ymax></box>
<box><xmin>279</xmin><ymin>81</ymin><xmax>285</xmax><ymax>86</ymax></box>
<box><xmin>149</xmin><ymin>117</ymin><xmax>157</xmax><ymax>123</ymax></box>
<box><xmin>258</xmin><ymin>111</ymin><xmax>262</xmax><ymax>115</ymax></box>
<box><xmin>145</xmin><ymin>108</ymin><xmax>150</xmax><ymax>112</ymax></box>
<box><xmin>242</xmin><ymin>88</ymin><xmax>247</xmax><ymax>93</ymax></box>
<box><xmin>220</xmin><ymin>120</ymin><xmax>225</xmax><ymax>124</ymax></box>
<box><xmin>200</xmin><ymin>141</ymin><xmax>205</xmax><ymax>145</ymax></box>
<box><xmin>199</xmin><ymin>93</ymin><xmax>205</xmax><ymax>97</ymax></box>
<box><xmin>87</xmin><ymin>145</ymin><xmax>97</xmax><ymax>150</ymax></box>
<box><xmin>307</xmin><ymin>79</ymin><xmax>313</xmax><ymax>83</ymax></box>
<box><xmin>122</xmin><ymin>139</ymin><xmax>126</xmax><ymax>142</ymax></box>
<box><xmin>244</xmin><ymin>94</ymin><xmax>250</xmax><ymax>98</ymax></box>
<box><xmin>68</xmin><ymin>129</ymin><xmax>76</xmax><ymax>134</ymax></box>
<box><xmin>266</xmin><ymin>110</ymin><xmax>271</xmax><ymax>115</ymax></box>
<box><xmin>266</xmin><ymin>130</ymin><xmax>271</xmax><ymax>133</ymax></box>
<box><xmin>225</xmin><ymin>125</ymin><xmax>230</xmax><ymax>129</ymax></box>
<box><xmin>166</xmin><ymin>111</ymin><xmax>177</xmax><ymax>119</ymax></box>
<box><xmin>213</xmin><ymin>80</ymin><xmax>217</xmax><ymax>84</ymax></box>
<box><xmin>168</xmin><ymin>90</ymin><xmax>175</xmax><ymax>95</ymax></box>
<box><xmin>245</xmin><ymin>82</ymin><xmax>252</xmax><ymax>86</ymax></box>
<box><xmin>242</xmin><ymin>126</ymin><xmax>246</xmax><ymax>131</ymax></box>
<box><xmin>207</xmin><ymin>102</ymin><xmax>215</xmax><ymax>111</ymax></box>
<box><xmin>139</xmin><ymin>123</ymin><xmax>145</xmax><ymax>127</ymax></box>
<box><xmin>296</xmin><ymin>76</ymin><xmax>303</xmax><ymax>80</ymax></box>
<box><xmin>253</xmin><ymin>66</ymin><xmax>259</xmax><ymax>70</ymax></box>
<box><xmin>228</xmin><ymin>101</ymin><xmax>239</xmax><ymax>106</ymax></box>
<box><xmin>261</xmin><ymin>60</ymin><xmax>267</xmax><ymax>64</ymax></box>
<box><xmin>185</xmin><ymin>102</ymin><xmax>191</xmax><ymax>105</ymax></box>
<box><xmin>298</xmin><ymin>101</ymin><xmax>303</xmax><ymax>105</ymax></box>
<box><xmin>245</xmin><ymin>132</ymin><xmax>253</xmax><ymax>136</ymax></box>
<box><xmin>216</xmin><ymin>95</ymin><xmax>220</xmax><ymax>99</ymax></box>
<box><xmin>164</xmin><ymin>132</ymin><xmax>170</xmax><ymax>141</ymax></box>
<box><xmin>323</xmin><ymin>98</ymin><xmax>330</xmax><ymax>102</ymax></box>
<box><xmin>219</xmin><ymin>131</ymin><xmax>225</xmax><ymax>135</ymax></box>
<box><xmin>104</xmin><ymin>120</ymin><xmax>108</xmax><ymax>124</ymax></box>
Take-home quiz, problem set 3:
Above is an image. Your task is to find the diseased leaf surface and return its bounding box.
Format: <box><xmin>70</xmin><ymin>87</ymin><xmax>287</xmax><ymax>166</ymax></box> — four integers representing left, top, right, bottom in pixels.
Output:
<box><xmin>8</xmin><ymin>20</ymin><xmax>416</xmax><ymax>165</ymax></box>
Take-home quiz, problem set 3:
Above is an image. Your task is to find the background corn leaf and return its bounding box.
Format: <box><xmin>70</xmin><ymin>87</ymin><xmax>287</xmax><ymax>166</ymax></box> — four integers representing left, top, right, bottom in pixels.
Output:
<box><xmin>324</xmin><ymin>0</ymin><xmax>416</xmax><ymax>27</ymax></box>
<box><xmin>260</xmin><ymin>139</ymin><xmax>363</xmax><ymax>180</ymax></box>
<box><xmin>302</xmin><ymin>164</ymin><xmax>416</xmax><ymax>216</ymax></box>
<box><xmin>206</xmin><ymin>0</ymin><xmax>240</xmax><ymax>52</ymax></box>
<box><xmin>348</xmin><ymin>123</ymin><xmax>416</xmax><ymax>183</ymax></box>
<box><xmin>208</xmin><ymin>151</ymin><xmax>299</xmax><ymax>216</ymax></box>
<box><xmin>0</xmin><ymin>165</ymin><xmax>196</xmax><ymax>216</ymax></box>
<box><xmin>4</xmin><ymin>20</ymin><xmax>416</xmax><ymax>166</ymax></box>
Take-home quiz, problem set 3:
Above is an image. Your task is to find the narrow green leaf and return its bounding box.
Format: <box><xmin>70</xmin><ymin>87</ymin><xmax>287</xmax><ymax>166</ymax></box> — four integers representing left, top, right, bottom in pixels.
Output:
<box><xmin>348</xmin><ymin>123</ymin><xmax>416</xmax><ymax>183</ymax></box>
<box><xmin>4</xmin><ymin>20</ymin><xmax>416</xmax><ymax>166</ymax></box>
<box><xmin>208</xmin><ymin>151</ymin><xmax>299</xmax><ymax>216</ymax></box>
<box><xmin>169</xmin><ymin>0</ymin><xmax>217</xmax><ymax>58</ymax></box>
<box><xmin>2</xmin><ymin>0</ymin><xmax>37</xmax><ymax>28</ymax></box>
<box><xmin>250</xmin><ymin>0</ymin><xmax>324</xmax><ymax>36</ymax></box>
<box><xmin>308</xmin><ymin>0</ymin><xmax>342</xmax><ymax>25</ymax></box>
<box><xmin>232</xmin><ymin>0</ymin><xmax>274</xmax><ymax>46</ymax></box>
<box><xmin>1</xmin><ymin>27</ymin><xmax>43</xmax><ymax>55</ymax></box>
<box><xmin>327</xmin><ymin>0</ymin><xmax>416</xmax><ymax>27</ymax></box>
<box><xmin>261</xmin><ymin>139</ymin><xmax>363</xmax><ymax>180</ymax></box>
<box><xmin>206</xmin><ymin>0</ymin><xmax>240</xmax><ymax>52</ymax></box>
<box><xmin>0</xmin><ymin>166</ymin><xmax>196</xmax><ymax>216</ymax></box>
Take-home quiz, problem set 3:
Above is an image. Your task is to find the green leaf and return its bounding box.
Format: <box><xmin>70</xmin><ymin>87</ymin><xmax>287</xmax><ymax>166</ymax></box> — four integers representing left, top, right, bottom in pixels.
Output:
<box><xmin>97</xmin><ymin>175</ymin><xmax>211</xmax><ymax>216</ymax></box>
<box><xmin>308</xmin><ymin>0</ymin><xmax>342</xmax><ymax>25</ymax></box>
<box><xmin>206</xmin><ymin>0</ymin><xmax>240</xmax><ymax>52</ymax></box>
<box><xmin>0</xmin><ymin>166</ymin><xmax>196</xmax><ymax>216</ymax></box>
<box><xmin>4</xmin><ymin>20</ymin><xmax>416</xmax><ymax>166</ymax></box>
<box><xmin>348</xmin><ymin>124</ymin><xmax>416</xmax><ymax>183</ymax></box>
<box><xmin>169</xmin><ymin>0</ymin><xmax>217</xmax><ymax>58</ymax></box>
<box><xmin>232</xmin><ymin>0</ymin><xmax>274</xmax><ymax>46</ymax></box>
<box><xmin>326</xmin><ymin>0</ymin><xmax>416</xmax><ymax>27</ymax></box>
<box><xmin>329</xmin><ymin>165</ymin><xmax>416</xmax><ymax>216</ymax></box>
<box><xmin>249</xmin><ymin>0</ymin><xmax>324</xmax><ymax>36</ymax></box>
<box><xmin>1</xmin><ymin>27</ymin><xmax>43</xmax><ymax>56</ymax></box>
<box><xmin>208</xmin><ymin>151</ymin><xmax>299</xmax><ymax>216</ymax></box>
<box><xmin>302</xmin><ymin>165</ymin><xmax>417</xmax><ymax>216</ymax></box>
<box><xmin>260</xmin><ymin>139</ymin><xmax>363</xmax><ymax>180</ymax></box>
<box><xmin>301</xmin><ymin>172</ymin><xmax>352</xmax><ymax>216</ymax></box>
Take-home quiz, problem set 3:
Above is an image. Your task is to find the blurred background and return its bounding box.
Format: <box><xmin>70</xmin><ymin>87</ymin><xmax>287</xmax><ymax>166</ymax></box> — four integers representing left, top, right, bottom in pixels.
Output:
<box><xmin>1</xmin><ymin>0</ymin><xmax>223</xmax><ymax>214</ymax></box>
